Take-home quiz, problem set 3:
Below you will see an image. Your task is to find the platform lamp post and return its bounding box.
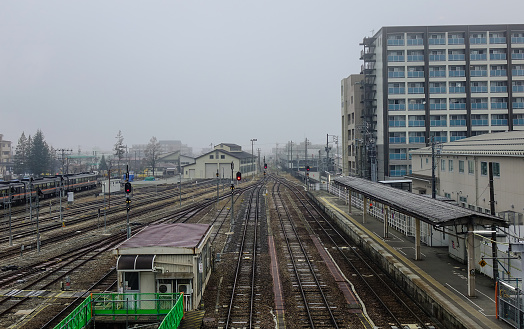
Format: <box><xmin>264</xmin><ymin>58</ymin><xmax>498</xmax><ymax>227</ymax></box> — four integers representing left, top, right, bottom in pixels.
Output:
<box><xmin>250</xmin><ymin>139</ymin><xmax>257</xmax><ymax>178</ymax></box>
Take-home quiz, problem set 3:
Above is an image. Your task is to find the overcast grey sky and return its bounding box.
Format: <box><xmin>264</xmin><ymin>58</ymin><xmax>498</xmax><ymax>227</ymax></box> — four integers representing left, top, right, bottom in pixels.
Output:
<box><xmin>1</xmin><ymin>0</ymin><xmax>523</xmax><ymax>153</ymax></box>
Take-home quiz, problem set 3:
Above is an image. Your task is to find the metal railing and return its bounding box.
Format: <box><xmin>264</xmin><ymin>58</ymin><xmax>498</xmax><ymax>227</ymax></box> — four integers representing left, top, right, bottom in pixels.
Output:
<box><xmin>53</xmin><ymin>292</ymin><xmax>184</xmax><ymax>329</ymax></box>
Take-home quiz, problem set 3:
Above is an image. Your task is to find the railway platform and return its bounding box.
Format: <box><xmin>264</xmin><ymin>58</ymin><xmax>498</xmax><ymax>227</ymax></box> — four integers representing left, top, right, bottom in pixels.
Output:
<box><xmin>310</xmin><ymin>189</ymin><xmax>513</xmax><ymax>329</ymax></box>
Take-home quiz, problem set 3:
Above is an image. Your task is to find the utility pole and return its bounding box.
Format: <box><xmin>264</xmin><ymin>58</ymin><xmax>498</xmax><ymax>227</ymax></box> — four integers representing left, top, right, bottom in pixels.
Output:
<box><xmin>305</xmin><ymin>138</ymin><xmax>308</xmax><ymax>172</ymax></box>
<box><xmin>56</xmin><ymin>149</ymin><xmax>73</xmax><ymax>174</ymax></box>
<box><xmin>290</xmin><ymin>141</ymin><xmax>293</xmax><ymax>170</ymax></box>
<box><xmin>489</xmin><ymin>162</ymin><xmax>499</xmax><ymax>285</ymax></box>
<box><xmin>257</xmin><ymin>148</ymin><xmax>261</xmax><ymax>172</ymax></box>
<box><xmin>431</xmin><ymin>138</ymin><xmax>436</xmax><ymax>199</ymax></box>
<box><xmin>250</xmin><ymin>139</ymin><xmax>257</xmax><ymax>178</ymax></box>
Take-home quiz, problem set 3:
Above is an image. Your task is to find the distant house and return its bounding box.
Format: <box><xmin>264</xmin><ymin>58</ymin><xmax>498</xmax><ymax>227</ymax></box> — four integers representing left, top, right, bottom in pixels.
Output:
<box><xmin>182</xmin><ymin>143</ymin><xmax>257</xmax><ymax>179</ymax></box>
<box><xmin>156</xmin><ymin>151</ymin><xmax>195</xmax><ymax>176</ymax></box>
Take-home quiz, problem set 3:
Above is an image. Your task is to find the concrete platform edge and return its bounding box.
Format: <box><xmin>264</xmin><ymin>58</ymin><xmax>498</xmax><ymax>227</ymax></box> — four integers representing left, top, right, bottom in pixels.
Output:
<box><xmin>308</xmin><ymin>191</ymin><xmax>502</xmax><ymax>329</ymax></box>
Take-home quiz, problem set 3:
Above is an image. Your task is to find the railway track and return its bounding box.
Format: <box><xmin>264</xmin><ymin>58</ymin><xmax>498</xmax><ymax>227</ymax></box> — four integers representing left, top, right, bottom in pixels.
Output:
<box><xmin>271</xmin><ymin>181</ymin><xmax>344</xmax><ymax>328</ymax></box>
<box><xmin>273</xmin><ymin>175</ymin><xmax>439</xmax><ymax>328</ymax></box>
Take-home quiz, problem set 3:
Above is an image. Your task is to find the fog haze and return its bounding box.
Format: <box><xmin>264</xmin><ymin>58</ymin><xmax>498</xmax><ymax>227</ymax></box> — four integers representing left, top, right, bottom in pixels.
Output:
<box><xmin>1</xmin><ymin>0</ymin><xmax>523</xmax><ymax>153</ymax></box>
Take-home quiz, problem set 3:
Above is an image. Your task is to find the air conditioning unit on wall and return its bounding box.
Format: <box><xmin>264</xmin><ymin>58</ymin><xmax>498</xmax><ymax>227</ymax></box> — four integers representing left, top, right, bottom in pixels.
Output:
<box><xmin>157</xmin><ymin>283</ymin><xmax>172</xmax><ymax>293</ymax></box>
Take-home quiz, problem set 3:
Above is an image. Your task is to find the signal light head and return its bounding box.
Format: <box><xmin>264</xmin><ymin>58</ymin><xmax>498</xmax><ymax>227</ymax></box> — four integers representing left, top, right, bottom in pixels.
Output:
<box><xmin>236</xmin><ymin>171</ymin><xmax>241</xmax><ymax>181</ymax></box>
<box><xmin>125</xmin><ymin>182</ymin><xmax>132</xmax><ymax>194</ymax></box>
<box><xmin>264</xmin><ymin>163</ymin><xmax>267</xmax><ymax>169</ymax></box>
<box><xmin>306</xmin><ymin>166</ymin><xmax>310</xmax><ymax>171</ymax></box>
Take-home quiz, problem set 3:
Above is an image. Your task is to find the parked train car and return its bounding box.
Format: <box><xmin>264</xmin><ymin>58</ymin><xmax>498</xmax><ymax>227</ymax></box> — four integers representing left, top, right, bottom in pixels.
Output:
<box><xmin>0</xmin><ymin>172</ymin><xmax>98</xmax><ymax>205</ymax></box>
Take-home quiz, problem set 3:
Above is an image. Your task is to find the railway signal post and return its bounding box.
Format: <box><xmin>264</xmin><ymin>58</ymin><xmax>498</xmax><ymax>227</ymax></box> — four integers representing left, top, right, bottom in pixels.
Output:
<box><xmin>125</xmin><ymin>181</ymin><xmax>132</xmax><ymax>239</ymax></box>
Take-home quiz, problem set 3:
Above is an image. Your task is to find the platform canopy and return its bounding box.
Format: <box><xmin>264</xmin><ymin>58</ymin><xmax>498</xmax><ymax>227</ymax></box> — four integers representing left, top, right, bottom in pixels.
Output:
<box><xmin>333</xmin><ymin>176</ymin><xmax>508</xmax><ymax>228</ymax></box>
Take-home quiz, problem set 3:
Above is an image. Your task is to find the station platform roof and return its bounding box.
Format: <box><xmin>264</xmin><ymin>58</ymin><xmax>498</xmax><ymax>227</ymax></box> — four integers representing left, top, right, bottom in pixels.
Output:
<box><xmin>333</xmin><ymin>176</ymin><xmax>507</xmax><ymax>228</ymax></box>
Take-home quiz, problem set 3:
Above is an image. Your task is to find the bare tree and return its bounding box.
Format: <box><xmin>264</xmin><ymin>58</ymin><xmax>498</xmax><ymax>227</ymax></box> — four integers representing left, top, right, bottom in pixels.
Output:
<box><xmin>114</xmin><ymin>130</ymin><xmax>125</xmax><ymax>177</ymax></box>
<box><xmin>145</xmin><ymin>136</ymin><xmax>161</xmax><ymax>177</ymax></box>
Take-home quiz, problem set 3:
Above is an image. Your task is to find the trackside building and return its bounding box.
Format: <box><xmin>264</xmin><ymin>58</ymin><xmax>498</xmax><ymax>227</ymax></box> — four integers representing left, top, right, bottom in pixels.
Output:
<box><xmin>113</xmin><ymin>223</ymin><xmax>213</xmax><ymax>311</ymax></box>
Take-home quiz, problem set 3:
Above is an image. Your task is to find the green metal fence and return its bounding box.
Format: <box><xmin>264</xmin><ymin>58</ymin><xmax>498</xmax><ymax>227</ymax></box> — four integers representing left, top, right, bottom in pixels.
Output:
<box><xmin>53</xmin><ymin>293</ymin><xmax>183</xmax><ymax>329</ymax></box>
<box><xmin>53</xmin><ymin>294</ymin><xmax>92</xmax><ymax>329</ymax></box>
<box><xmin>158</xmin><ymin>292</ymin><xmax>184</xmax><ymax>329</ymax></box>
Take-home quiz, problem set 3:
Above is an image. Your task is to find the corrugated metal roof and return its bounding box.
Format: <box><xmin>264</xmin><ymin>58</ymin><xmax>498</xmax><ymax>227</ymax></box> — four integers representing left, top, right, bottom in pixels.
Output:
<box><xmin>333</xmin><ymin>176</ymin><xmax>507</xmax><ymax>227</ymax></box>
<box><xmin>116</xmin><ymin>223</ymin><xmax>212</xmax><ymax>249</ymax></box>
<box><xmin>410</xmin><ymin>131</ymin><xmax>524</xmax><ymax>157</ymax></box>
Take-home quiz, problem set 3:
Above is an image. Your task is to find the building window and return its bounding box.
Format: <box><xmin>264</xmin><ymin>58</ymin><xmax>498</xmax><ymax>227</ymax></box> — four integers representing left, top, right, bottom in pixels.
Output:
<box><xmin>491</xmin><ymin>98</ymin><xmax>508</xmax><ymax>110</ymax></box>
<box><xmin>407</xmin><ymin>33</ymin><xmax>424</xmax><ymax>45</ymax></box>
<box><xmin>429</xmin><ymin>82</ymin><xmax>446</xmax><ymax>94</ymax></box>
<box><xmin>388</xmin><ymin>99</ymin><xmax>406</xmax><ymax>111</ymax></box>
<box><xmin>449</xmin><ymin>131</ymin><xmax>466</xmax><ymax>142</ymax></box>
<box><xmin>430</xmin><ymin>131</ymin><xmax>447</xmax><ymax>143</ymax></box>
<box><xmin>407</xmin><ymin>50</ymin><xmax>424</xmax><ymax>62</ymax></box>
<box><xmin>449</xmin><ymin>81</ymin><xmax>466</xmax><ymax>93</ymax></box>
<box><xmin>449</xmin><ymin>65</ymin><xmax>466</xmax><ymax>77</ymax></box>
<box><xmin>441</xmin><ymin>159</ymin><xmax>446</xmax><ymax>171</ymax></box>
<box><xmin>481</xmin><ymin>162</ymin><xmax>488</xmax><ymax>176</ymax></box>
<box><xmin>408</xmin><ymin>98</ymin><xmax>425</xmax><ymax>110</ymax></box>
<box><xmin>430</xmin><ymin>98</ymin><xmax>446</xmax><ymax>110</ymax></box>
<box><xmin>512</xmin><ymin>48</ymin><xmax>524</xmax><ymax>60</ymax></box>
<box><xmin>490</xmin><ymin>48</ymin><xmax>507</xmax><ymax>60</ymax></box>
<box><xmin>493</xmin><ymin>162</ymin><xmax>500</xmax><ymax>177</ymax></box>
<box><xmin>388</xmin><ymin>82</ymin><xmax>405</xmax><ymax>94</ymax></box>
<box><xmin>471</xmin><ymin>98</ymin><xmax>488</xmax><ymax>109</ymax></box>
<box><xmin>407</xmin><ymin>66</ymin><xmax>424</xmax><ymax>78</ymax></box>
<box><xmin>409</xmin><ymin>131</ymin><xmax>426</xmax><ymax>143</ymax></box>
<box><xmin>514</xmin><ymin>81</ymin><xmax>524</xmax><ymax>93</ymax></box>
<box><xmin>489</xmin><ymin>32</ymin><xmax>506</xmax><ymax>44</ymax></box>
<box><xmin>389</xmin><ymin>115</ymin><xmax>406</xmax><ymax>127</ymax></box>
<box><xmin>448</xmin><ymin>49</ymin><xmax>465</xmax><ymax>61</ymax></box>
<box><xmin>491</xmin><ymin>81</ymin><xmax>507</xmax><ymax>93</ymax></box>
<box><xmin>209</xmin><ymin>155</ymin><xmax>214</xmax><ymax>159</ymax></box>
<box><xmin>491</xmin><ymin>64</ymin><xmax>507</xmax><ymax>77</ymax></box>
<box><xmin>472</xmin><ymin>114</ymin><xmax>488</xmax><ymax>126</ymax></box>
<box><xmin>450</xmin><ymin>115</ymin><xmax>466</xmax><ymax>126</ymax></box>
<box><xmin>471</xmin><ymin>81</ymin><xmax>488</xmax><ymax>93</ymax></box>
<box><xmin>389</xmin><ymin>148</ymin><xmax>407</xmax><ymax>160</ymax></box>
<box><xmin>470</xmin><ymin>32</ymin><xmax>487</xmax><ymax>44</ymax></box>
<box><xmin>449</xmin><ymin>160</ymin><xmax>453</xmax><ymax>172</ymax></box>
<box><xmin>470</xmin><ymin>48</ymin><xmax>487</xmax><ymax>61</ymax></box>
<box><xmin>221</xmin><ymin>155</ymin><xmax>225</xmax><ymax>159</ymax></box>
<box><xmin>387</xmin><ymin>34</ymin><xmax>404</xmax><ymax>46</ymax></box>
<box><xmin>513</xmin><ymin>64</ymin><xmax>524</xmax><ymax>76</ymax></box>
<box><xmin>408</xmin><ymin>115</ymin><xmax>425</xmax><ymax>127</ymax></box>
<box><xmin>389</xmin><ymin>132</ymin><xmax>406</xmax><ymax>144</ymax></box>
<box><xmin>468</xmin><ymin>160</ymin><xmax>474</xmax><ymax>174</ymax></box>
<box><xmin>388</xmin><ymin>50</ymin><xmax>405</xmax><ymax>62</ymax></box>
<box><xmin>429</xmin><ymin>33</ymin><xmax>445</xmax><ymax>45</ymax></box>
<box><xmin>388</xmin><ymin>66</ymin><xmax>405</xmax><ymax>78</ymax></box>
<box><xmin>492</xmin><ymin>114</ymin><xmax>508</xmax><ymax>126</ymax></box>
<box><xmin>448</xmin><ymin>32</ymin><xmax>465</xmax><ymax>45</ymax></box>
<box><xmin>429</xmin><ymin>65</ymin><xmax>446</xmax><ymax>77</ymax></box>
<box><xmin>430</xmin><ymin>115</ymin><xmax>447</xmax><ymax>127</ymax></box>
<box><xmin>408</xmin><ymin>82</ymin><xmax>424</xmax><ymax>94</ymax></box>
<box><xmin>429</xmin><ymin>49</ymin><xmax>446</xmax><ymax>61</ymax></box>
<box><xmin>459</xmin><ymin>160</ymin><xmax>465</xmax><ymax>173</ymax></box>
<box><xmin>513</xmin><ymin>113</ymin><xmax>524</xmax><ymax>126</ymax></box>
<box><xmin>449</xmin><ymin>98</ymin><xmax>466</xmax><ymax>110</ymax></box>
<box><xmin>470</xmin><ymin>65</ymin><xmax>487</xmax><ymax>77</ymax></box>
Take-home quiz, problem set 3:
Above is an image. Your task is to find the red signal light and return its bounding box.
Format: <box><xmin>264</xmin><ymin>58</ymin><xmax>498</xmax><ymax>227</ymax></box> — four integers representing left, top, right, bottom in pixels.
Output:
<box><xmin>236</xmin><ymin>172</ymin><xmax>241</xmax><ymax>181</ymax></box>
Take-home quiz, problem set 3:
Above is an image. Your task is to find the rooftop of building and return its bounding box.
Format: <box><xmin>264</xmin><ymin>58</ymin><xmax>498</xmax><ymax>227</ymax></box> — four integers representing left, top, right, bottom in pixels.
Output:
<box><xmin>410</xmin><ymin>131</ymin><xmax>524</xmax><ymax>157</ymax></box>
<box><xmin>115</xmin><ymin>223</ymin><xmax>212</xmax><ymax>250</ymax></box>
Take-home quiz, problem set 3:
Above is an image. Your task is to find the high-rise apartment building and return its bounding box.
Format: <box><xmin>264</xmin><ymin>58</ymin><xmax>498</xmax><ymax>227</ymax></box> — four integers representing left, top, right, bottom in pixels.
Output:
<box><xmin>360</xmin><ymin>24</ymin><xmax>524</xmax><ymax>180</ymax></box>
